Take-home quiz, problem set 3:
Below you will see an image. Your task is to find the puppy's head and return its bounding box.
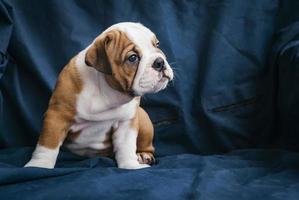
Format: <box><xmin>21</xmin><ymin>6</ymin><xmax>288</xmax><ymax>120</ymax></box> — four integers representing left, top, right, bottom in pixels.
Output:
<box><xmin>85</xmin><ymin>22</ymin><xmax>173</xmax><ymax>96</ymax></box>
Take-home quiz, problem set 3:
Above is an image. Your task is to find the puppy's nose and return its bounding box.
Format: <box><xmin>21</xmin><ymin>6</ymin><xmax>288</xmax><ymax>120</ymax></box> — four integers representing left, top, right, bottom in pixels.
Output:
<box><xmin>152</xmin><ymin>57</ymin><xmax>165</xmax><ymax>72</ymax></box>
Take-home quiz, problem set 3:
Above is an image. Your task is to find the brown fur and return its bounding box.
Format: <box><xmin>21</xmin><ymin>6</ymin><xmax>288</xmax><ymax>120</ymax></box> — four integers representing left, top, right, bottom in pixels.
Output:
<box><xmin>85</xmin><ymin>29</ymin><xmax>155</xmax><ymax>162</ymax></box>
<box><xmin>65</xmin><ymin>130</ymin><xmax>81</xmax><ymax>143</ymax></box>
<box><xmin>129</xmin><ymin>97</ymin><xmax>155</xmax><ymax>164</ymax></box>
<box><xmin>95</xmin><ymin>127</ymin><xmax>114</xmax><ymax>157</ymax></box>
<box><xmin>136</xmin><ymin>107</ymin><xmax>155</xmax><ymax>164</ymax></box>
<box><xmin>38</xmin><ymin>57</ymin><xmax>83</xmax><ymax>149</ymax></box>
<box><xmin>38</xmin><ymin>30</ymin><xmax>155</xmax><ymax>164</ymax></box>
<box><xmin>86</xmin><ymin>30</ymin><xmax>141</xmax><ymax>95</ymax></box>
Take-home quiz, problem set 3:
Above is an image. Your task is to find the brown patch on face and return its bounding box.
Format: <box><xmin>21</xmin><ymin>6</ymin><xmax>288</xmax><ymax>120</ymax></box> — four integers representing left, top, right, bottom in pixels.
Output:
<box><xmin>85</xmin><ymin>30</ymin><xmax>141</xmax><ymax>95</ymax></box>
<box><xmin>38</xmin><ymin>57</ymin><xmax>83</xmax><ymax>149</ymax></box>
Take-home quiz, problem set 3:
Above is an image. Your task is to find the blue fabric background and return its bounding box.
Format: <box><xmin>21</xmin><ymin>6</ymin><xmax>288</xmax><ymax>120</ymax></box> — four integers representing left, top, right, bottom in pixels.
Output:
<box><xmin>1</xmin><ymin>0</ymin><xmax>299</xmax><ymax>199</ymax></box>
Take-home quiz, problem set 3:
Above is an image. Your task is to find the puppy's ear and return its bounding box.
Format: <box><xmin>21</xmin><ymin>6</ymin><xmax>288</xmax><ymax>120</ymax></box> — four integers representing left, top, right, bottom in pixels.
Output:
<box><xmin>85</xmin><ymin>34</ymin><xmax>112</xmax><ymax>75</ymax></box>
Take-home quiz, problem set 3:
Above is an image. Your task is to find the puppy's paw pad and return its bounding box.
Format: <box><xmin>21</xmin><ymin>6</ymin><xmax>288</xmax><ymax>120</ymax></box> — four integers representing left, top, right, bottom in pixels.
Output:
<box><xmin>137</xmin><ymin>152</ymin><xmax>155</xmax><ymax>165</ymax></box>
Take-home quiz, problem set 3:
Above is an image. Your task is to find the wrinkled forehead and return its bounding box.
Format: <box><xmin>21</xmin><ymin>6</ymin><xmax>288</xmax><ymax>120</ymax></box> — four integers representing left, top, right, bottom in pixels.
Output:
<box><xmin>104</xmin><ymin>22</ymin><xmax>156</xmax><ymax>50</ymax></box>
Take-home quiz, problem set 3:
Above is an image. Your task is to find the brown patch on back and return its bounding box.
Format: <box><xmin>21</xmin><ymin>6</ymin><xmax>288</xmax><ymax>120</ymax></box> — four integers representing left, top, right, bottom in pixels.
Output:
<box><xmin>38</xmin><ymin>57</ymin><xmax>83</xmax><ymax>149</ymax></box>
<box><xmin>85</xmin><ymin>30</ymin><xmax>140</xmax><ymax>96</ymax></box>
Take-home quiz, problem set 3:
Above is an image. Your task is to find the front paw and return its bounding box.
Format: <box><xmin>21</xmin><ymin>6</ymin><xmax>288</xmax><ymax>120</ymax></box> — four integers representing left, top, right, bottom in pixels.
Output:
<box><xmin>118</xmin><ymin>160</ymin><xmax>150</xmax><ymax>170</ymax></box>
<box><xmin>137</xmin><ymin>152</ymin><xmax>155</xmax><ymax>165</ymax></box>
<box><xmin>24</xmin><ymin>159</ymin><xmax>55</xmax><ymax>169</ymax></box>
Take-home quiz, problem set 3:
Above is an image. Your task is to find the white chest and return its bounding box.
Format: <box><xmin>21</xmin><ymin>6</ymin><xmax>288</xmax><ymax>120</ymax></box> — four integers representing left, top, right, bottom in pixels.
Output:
<box><xmin>66</xmin><ymin>62</ymin><xmax>138</xmax><ymax>156</ymax></box>
<box><xmin>67</xmin><ymin>98</ymin><xmax>137</xmax><ymax>156</ymax></box>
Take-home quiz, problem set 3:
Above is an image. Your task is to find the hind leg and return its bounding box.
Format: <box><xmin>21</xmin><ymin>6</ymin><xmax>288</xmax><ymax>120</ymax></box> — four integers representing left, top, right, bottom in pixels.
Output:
<box><xmin>136</xmin><ymin>107</ymin><xmax>155</xmax><ymax>165</ymax></box>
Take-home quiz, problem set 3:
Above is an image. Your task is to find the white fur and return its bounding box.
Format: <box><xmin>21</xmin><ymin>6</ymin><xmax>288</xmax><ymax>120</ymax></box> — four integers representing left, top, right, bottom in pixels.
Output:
<box><xmin>25</xmin><ymin>144</ymin><xmax>60</xmax><ymax>169</ymax></box>
<box><xmin>69</xmin><ymin>50</ymin><xmax>148</xmax><ymax>169</ymax></box>
<box><xmin>112</xmin><ymin>121</ymin><xmax>149</xmax><ymax>169</ymax></box>
<box><xmin>104</xmin><ymin>22</ymin><xmax>174</xmax><ymax>95</ymax></box>
<box><xmin>25</xmin><ymin>22</ymin><xmax>173</xmax><ymax>170</ymax></box>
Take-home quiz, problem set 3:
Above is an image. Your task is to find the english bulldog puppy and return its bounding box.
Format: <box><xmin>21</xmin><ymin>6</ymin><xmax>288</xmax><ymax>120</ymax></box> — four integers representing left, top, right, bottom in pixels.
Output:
<box><xmin>25</xmin><ymin>22</ymin><xmax>173</xmax><ymax>169</ymax></box>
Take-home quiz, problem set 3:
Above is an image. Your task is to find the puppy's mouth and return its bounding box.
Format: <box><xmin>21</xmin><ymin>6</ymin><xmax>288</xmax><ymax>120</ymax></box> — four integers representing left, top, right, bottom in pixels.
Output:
<box><xmin>159</xmin><ymin>76</ymin><xmax>169</xmax><ymax>83</ymax></box>
<box><xmin>161</xmin><ymin>69</ymin><xmax>172</xmax><ymax>80</ymax></box>
<box><xmin>160</xmin><ymin>71</ymin><xmax>171</xmax><ymax>82</ymax></box>
<box><xmin>162</xmin><ymin>74</ymin><xmax>171</xmax><ymax>80</ymax></box>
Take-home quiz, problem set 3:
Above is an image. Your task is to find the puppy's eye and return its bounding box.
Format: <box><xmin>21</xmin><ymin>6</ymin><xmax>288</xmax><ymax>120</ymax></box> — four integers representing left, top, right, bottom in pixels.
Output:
<box><xmin>128</xmin><ymin>54</ymin><xmax>139</xmax><ymax>63</ymax></box>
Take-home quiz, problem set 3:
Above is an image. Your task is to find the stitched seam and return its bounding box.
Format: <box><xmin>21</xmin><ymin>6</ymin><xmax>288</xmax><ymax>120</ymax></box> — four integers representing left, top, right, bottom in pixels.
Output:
<box><xmin>210</xmin><ymin>96</ymin><xmax>261</xmax><ymax>113</ymax></box>
<box><xmin>153</xmin><ymin>117</ymin><xmax>178</xmax><ymax>127</ymax></box>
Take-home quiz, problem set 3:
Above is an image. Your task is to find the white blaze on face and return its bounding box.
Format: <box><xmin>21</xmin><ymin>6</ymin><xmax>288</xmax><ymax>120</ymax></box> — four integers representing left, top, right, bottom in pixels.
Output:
<box><xmin>104</xmin><ymin>22</ymin><xmax>174</xmax><ymax>96</ymax></box>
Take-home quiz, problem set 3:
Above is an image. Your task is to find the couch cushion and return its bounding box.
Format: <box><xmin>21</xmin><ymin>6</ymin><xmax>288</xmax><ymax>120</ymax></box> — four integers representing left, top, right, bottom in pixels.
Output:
<box><xmin>1</xmin><ymin>0</ymin><xmax>294</xmax><ymax>155</ymax></box>
<box><xmin>0</xmin><ymin>148</ymin><xmax>299</xmax><ymax>200</ymax></box>
<box><xmin>270</xmin><ymin>21</ymin><xmax>299</xmax><ymax>151</ymax></box>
